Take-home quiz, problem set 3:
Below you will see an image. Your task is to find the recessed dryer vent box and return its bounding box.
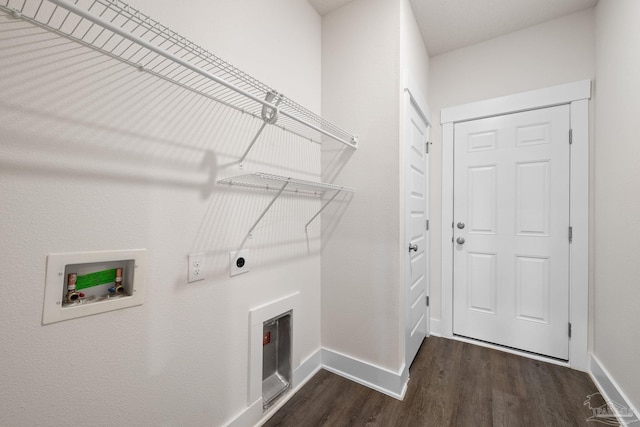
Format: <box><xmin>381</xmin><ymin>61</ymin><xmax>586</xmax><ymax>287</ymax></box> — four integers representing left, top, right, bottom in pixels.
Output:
<box><xmin>42</xmin><ymin>249</ymin><xmax>146</xmax><ymax>325</ymax></box>
<box><xmin>262</xmin><ymin>310</ymin><xmax>292</xmax><ymax>410</ymax></box>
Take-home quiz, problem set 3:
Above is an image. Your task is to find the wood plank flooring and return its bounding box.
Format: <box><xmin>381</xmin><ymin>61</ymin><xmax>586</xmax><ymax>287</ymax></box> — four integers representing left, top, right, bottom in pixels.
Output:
<box><xmin>263</xmin><ymin>337</ymin><xmax>611</xmax><ymax>427</ymax></box>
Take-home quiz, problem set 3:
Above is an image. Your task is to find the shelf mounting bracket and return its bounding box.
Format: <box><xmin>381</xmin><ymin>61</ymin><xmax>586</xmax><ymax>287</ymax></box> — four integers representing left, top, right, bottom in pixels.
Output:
<box><xmin>240</xmin><ymin>91</ymin><xmax>282</xmax><ymax>165</ymax></box>
<box><xmin>247</xmin><ymin>181</ymin><xmax>289</xmax><ymax>239</ymax></box>
<box><xmin>305</xmin><ymin>190</ymin><xmax>342</xmax><ymax>231</ymax></box>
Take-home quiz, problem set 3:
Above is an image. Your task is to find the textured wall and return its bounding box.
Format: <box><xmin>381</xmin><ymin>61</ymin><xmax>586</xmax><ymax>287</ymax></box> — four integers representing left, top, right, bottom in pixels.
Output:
<box><xmin>594</xmin><ymin>0</ymin><xmax>640</xmax><ymax>413</ymax></box>
<box><xmin>0</xmin><ymin>1</ymin><xmax>322</xmax><ymax>425</ymax></box>
<box><xmin>401</xmin><ymin>0</ymin><xmax>430</xmax><ymax>102</ymax></box>
<box><xmin>321</xmin><ymin>0</ymin><xmax>403</xmax><ymax>372</ymax></box>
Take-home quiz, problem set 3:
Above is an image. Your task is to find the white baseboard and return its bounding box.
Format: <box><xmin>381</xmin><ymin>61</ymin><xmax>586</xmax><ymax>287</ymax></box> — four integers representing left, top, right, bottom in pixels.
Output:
<box><xmin>225</xmin><ymin>399</ymin><xmax>262</xmax><ymax>427</ymax></box>
<box><xmin>226</xmin><ymin>346</ymin><xmax>411</xmax><ymax>426</ymax></box>
<box><xmin>225</xmin><ymin>349</ymin><xmax>322</xmax><ymax>427</ymax></box>
<box><xmin>293</xmin><ymin>349</ymin><xmax>322</xmax><ymax>389</ymax></box>
<box><xmin>589</xmin><ymin>354</ymin><xmax>640</xmax><ymax>426</ymax></box>
<box><xmin>321</xmin><ymin>347</ymin><xmax>408</xmax><ymax>400</ymax></box>
<box><xmin>429</xmin><ymin>318</ymin><xmax>442</xmax><ymax>337</ymax></box>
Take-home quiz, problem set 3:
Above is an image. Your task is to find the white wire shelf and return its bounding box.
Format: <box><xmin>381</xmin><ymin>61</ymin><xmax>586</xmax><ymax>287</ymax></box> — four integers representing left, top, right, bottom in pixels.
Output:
<box><xmin>218</xmin><ymin>173</ymin><xmax>355</xmax><ymax>195</ymax></box>
<box><xmin>218</xmin><ymin>172</ymin><xmax>354</xmax><ymax>236</ymax></box>
<box><xmin>0</xmin><ymin>0</ymin><xmax>359</xmax><ymax>150</ymax></box>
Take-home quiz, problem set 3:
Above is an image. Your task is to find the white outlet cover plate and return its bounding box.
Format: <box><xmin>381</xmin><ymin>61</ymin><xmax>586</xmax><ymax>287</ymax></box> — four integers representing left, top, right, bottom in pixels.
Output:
<box><xmin>188</xmin><ymin>252</ymin><xmax>206</xmax><ymax>283</ymax></box>
<box><xmin>230</xmin><ymin>250</ymin><xmax>250</xmax><ymax>277</ymax></box>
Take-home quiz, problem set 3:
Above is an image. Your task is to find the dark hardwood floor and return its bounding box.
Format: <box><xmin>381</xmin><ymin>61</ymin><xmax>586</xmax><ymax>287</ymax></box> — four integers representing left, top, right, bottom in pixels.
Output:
<box><xmin>264</xmin><ymin>337</ymin><xmax>611</xmax><ymax>427</ymax></box>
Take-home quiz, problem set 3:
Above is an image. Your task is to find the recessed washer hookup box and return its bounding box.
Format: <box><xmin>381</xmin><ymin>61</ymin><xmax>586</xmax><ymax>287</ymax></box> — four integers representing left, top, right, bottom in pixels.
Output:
<box><xmin>42</xmin><ymin>249</ymin><xmax>146</xmax><ymax>325</ymax></box>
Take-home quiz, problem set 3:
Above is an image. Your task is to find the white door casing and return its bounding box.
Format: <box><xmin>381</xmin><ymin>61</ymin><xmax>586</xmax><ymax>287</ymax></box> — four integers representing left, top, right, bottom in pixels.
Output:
<box><xmin>403</xmin><ymin>77</ymin><xmax>431</xmax><ymax>369</ymax></box>
<box><xmin>453</xmin><ymin>105</ymin><xmax>571</xmax><ymax>360</ymax></box>
<box><xmin>440</xmin><ymin>80</ymin><xmax>590</xmax><ymax>370</ymax></box>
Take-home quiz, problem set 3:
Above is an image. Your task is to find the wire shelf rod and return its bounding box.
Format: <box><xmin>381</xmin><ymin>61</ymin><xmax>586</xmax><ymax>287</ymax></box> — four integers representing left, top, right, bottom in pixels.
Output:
<box><xmin>92</xmin><ymin>0</ymin><xmax>316</xmax><ymax>115</ymax></box>
<box><xmin>1</xmin><ymin>7</ymin><xmax>250</xmax><ymax>122</ymax></box>
<box><xmin>1</xmin><ymin>0</ymin><xmax>357</xmax><ymax>147</ymax></box>
<box><xmin>43</xmin><ymin>0</ymin><xmax>357</xmax><ymax>148</ymax></box>
<box><xmin>218</xmin><ymin>173</ymin><xmax>355</xmax><ymax>195</ymax></box>
<box><xmin>218</xmin><ymin>173</ymin><xmax>354</xmax><ymax>237</ymax></box>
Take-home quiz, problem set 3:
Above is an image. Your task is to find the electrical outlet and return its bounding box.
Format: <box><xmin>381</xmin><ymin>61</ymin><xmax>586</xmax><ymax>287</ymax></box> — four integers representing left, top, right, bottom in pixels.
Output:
<box><xmin>188</xmin><ymin>253</ymin><xmax>206</xmax><ymax>282</ymax></box>
<box><xmin>229</xmin><ymin>250</ymin><xmax>250</xmax><ymax>277</ymax></box>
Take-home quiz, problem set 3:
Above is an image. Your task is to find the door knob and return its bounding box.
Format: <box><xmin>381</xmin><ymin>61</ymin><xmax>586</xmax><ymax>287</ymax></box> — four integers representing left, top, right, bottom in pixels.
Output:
<box><xmin>457</xmin><ymin>222</ymin><xmax>465</xmax><ymax>229</ymax></box>
<box><xmin>456</xmin><ymin>237</ymin><xmax>465</xmax><ymax>245</ymax></box>
<box><xmin>409</xmin><ymin>243</ymin><xmax>418</xmax><ymax>252</ymax></box>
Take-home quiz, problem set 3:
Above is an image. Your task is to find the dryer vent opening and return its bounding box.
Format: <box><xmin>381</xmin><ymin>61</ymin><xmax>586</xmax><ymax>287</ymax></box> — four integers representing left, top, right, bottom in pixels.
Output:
<box><xmin>262</xmin><ymin>311</ymin><xmax>292</xmax><ymax>410</ymax></box>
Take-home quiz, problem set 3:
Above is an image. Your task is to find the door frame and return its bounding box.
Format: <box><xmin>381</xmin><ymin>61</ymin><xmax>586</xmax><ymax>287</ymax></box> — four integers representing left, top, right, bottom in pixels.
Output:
<box><xmin>440</xmin><ymin>80</ymin><xmax>591</xmax><ymax>371</ymax></box>
<box><xmin>402</xmin><ymin>71</ymin><xmax>431</xmax><ymax>369</ymax></box>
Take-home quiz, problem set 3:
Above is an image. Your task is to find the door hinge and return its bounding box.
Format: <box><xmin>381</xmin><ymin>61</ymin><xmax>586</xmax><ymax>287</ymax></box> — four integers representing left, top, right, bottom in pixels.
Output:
<box><xmin>425</xmin><ymin>141</ymin><xmax>430</xmax><ymax>154</ymax></box>
<box><xmin>426</xmin><ymin>219</ymin><xmax>429</xmax><ymax>231</ymax></box>
<box><xmin>568</xmin><ymin>322</ymin><xmax>572</xmax><ymax>338</ymax></box>
<box><xmin>426</xmin><ymin>296</ymin><xmax>430</xmax><ymax>307</ymax></box>
<box><xmin>569</xmin><ymin>129</ymin><xmax>573</xmax><ymax>145</ymax></box>
<box><xmin>569</xmin><ymin>226</ymin><xmax>573</xmax><ymax>243</ymax></box>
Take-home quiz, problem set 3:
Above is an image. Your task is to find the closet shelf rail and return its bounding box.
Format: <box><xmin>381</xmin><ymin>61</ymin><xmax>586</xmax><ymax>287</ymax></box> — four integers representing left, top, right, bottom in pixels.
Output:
<box><xmin>218</xmin><ymin>172</ymin><xmax>355</xmax><ymax>195</ymax></box>
<box><xmin>218</xmin><ymin>172</ymin><xmax>354</xmax><ymax>236</ymax></box>
<box><xmin>1</xmin><ymin>0</ymin><xmax>359</xmax><ymax>148</ymax></box>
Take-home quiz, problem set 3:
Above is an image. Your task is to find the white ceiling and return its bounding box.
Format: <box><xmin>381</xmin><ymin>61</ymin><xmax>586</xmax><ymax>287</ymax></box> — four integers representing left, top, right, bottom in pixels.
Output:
<box><xmin>307</xmin><ymin>0</ymin><xmax>598</xmax><ymax>56</ymax></box>
<box><xmin>307</xmin><ymin>0</ymin><xmax>354</xmax><ymax>16</ymax></box>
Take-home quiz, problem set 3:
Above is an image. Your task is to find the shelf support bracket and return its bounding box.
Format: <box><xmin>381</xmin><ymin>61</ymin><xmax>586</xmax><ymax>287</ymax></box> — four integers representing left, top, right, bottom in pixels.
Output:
<box><xmin>240</xmin><ymin>91</ymin><xmax>282</xmax><ymax>165</ymax></box>
<box><xmin>305</xmin><ymin>190</ymin><xmax>342</xmax><ymax>231</ymax></box>
<box><xmin>247</xmin><ymin>181</ymin><xmax>289</xmax><ymax>238</ymax></box>
<box><xmin>240</xmin><ymin>122</ymin><xmax>267</xmax><ymax>165</ymax></box>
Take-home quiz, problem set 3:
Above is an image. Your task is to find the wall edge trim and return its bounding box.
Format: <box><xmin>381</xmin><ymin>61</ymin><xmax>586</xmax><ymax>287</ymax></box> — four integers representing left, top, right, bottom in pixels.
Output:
<box><xmin>225</xmin><ymin>348</ymin><xmax>322</xmax><ymax>427</ymax></box>
<box><xmin>441</xmin><ymin>79</ymin><xmax>591</xmax><ymax>124</ymax></box>
<box><xmin>321</xmin><ymin>347</ymin><xmax>409</xmax><ymax>400</ymax></box>
<box><xmin>429</xmin><ymin>318</ymin><xmax>442</xmax><ymax>337</ymax></box>
<box><xmin>589</xmin><ymin>354</ymin><xmax>640</xmax><ymax>427</ymax></box>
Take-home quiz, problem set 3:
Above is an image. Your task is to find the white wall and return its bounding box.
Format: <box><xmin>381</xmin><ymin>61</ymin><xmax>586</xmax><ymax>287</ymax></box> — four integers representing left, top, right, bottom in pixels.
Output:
<box><xmin>319</xmin><ymin>0</ymin><xmax>429</xmax><ymax>389</ymax></box>
<box><xmin>0</xmin><ymin>1</ymin><xmax>322</xmax><ymax>426</ymax></box>
<box><xmin>321</xmin><ymin>0</ymin><xmax>403</xmax><ymax>372</ymax></box>
<box><xmin>428</xmin><ymin>9</ymin><xmax>595</xmax><ymax>332</ymax></box>
<box><xmin>593</xmin><ymin>0</ymin><xmax>640</xmax><ymax>412</ymax></box>
<box><xmin>400</xmin><ymin>0</ymin><xmax>430</xmax><ymax>100</ymax></box>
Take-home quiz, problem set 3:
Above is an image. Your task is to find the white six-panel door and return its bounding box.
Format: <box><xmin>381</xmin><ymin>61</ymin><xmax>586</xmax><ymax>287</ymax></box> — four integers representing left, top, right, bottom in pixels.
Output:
<box><xmin>453</xmin><ymin>105</ymin><xmax>570</xmax><ymax>360</ymax></box>
<box><xmin>405</xmin><ymin>97</ymin><xmax>429</xmax><ymax>368</ymax></box>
